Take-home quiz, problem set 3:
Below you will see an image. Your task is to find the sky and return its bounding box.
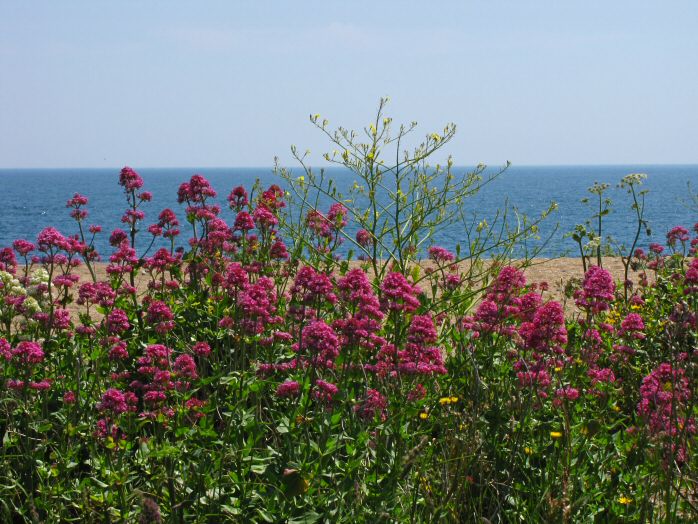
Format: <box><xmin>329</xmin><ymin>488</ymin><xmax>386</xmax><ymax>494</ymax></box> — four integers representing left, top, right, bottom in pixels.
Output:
<box><xmin>0</xmin><ymin>1</ymin><xmax>697</xmax><ymax>168</ymax></box>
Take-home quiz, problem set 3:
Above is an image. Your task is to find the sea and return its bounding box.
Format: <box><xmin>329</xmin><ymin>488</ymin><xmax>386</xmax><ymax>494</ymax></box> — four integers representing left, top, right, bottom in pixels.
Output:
<box><xmin>1</xmin><ymin>165</ymin><xmax>696</xmax><ymax>259</ymax></box>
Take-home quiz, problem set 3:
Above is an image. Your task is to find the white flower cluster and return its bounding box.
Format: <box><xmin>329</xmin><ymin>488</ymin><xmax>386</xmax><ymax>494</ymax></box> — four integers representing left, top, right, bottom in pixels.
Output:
<box><xmin>0</xmin><ymin>269</ymin><xmax>44</xmax><ymax>319</ymax></box>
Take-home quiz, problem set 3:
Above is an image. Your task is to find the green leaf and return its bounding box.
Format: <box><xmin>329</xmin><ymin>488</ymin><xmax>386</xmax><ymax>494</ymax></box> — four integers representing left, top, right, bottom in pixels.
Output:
<box><xmin>288</xmin><ymin>511</ymin><xmax>321</xmax><ymax>524</ymax></box>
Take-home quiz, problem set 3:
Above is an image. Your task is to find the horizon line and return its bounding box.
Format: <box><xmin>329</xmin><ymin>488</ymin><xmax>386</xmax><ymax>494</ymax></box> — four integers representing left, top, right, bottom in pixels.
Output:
<box><xmin>1</xmin><ymin>162</ymin><xmax>698</xmax><ymax>171</ymax></box>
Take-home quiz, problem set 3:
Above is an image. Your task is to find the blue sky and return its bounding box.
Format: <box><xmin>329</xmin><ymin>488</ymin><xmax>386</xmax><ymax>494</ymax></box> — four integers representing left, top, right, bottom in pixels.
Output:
<box><xmin>1</xmin><ymin>1</ymin><xmax>696</xmax><ymax>168</ymax></box>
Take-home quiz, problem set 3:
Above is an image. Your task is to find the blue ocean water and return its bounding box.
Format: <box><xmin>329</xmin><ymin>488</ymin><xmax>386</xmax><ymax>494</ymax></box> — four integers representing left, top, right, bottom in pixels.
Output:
<box><xmin>0</xmin><ymin>165</ymin><xmax>696</xmax><ymax>259</ymax></box>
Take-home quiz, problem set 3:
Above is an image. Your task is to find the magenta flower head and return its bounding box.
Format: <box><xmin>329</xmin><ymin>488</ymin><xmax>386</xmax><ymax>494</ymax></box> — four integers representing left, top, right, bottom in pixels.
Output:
<box><xmin>554</xmin><ymin>386</ymin><xmax>580</xmax><ymax>403</ymax></box>
<box><xmin>306</xmin><ymin>210</ymin><xmax>331</xmax><ymax>238</ymax></box>
<box><xmin>140</xmin><ymin>498</ymin><xmax>162</xmax><ymax>524</ymax></box>
<box><xmin>356</xmin><ymin>229</ymin><xmax>372</xmax><ymax>248</ymax></box>
<box><xmin>109</xmin><ymin>228</ymin><xmax>128</xmax><ymax>247</ymax></box>
<box><xmin>428</xmin><ymin>246</ymin><xmax>455</xmax><ymax>263</ymax></box>
<box><xmin>575</xmin><ymin>265</ymin><xmax>615</xmax><ymax>314</ymax></box>
<box><xmin>225</xmin><ymin>262</ymin><xmax>249</xmax><ymax>291</ymax></box>
<box><xmin>620</xmin><ymin>312</ymin><xmax>645</xmax><ymax>338</ymax></box>
<box><xmin>108</xmin><ymin>339</ymin><xmax>129</xmax><ymax>360</ymax></box>
<box><xmin>270</xmin><ymin>240</ymin><xmax>289</xmax><ymax>260</ymax></box>
<box><xmin>12</xmin><ymin>239</ymin><xmax>35</xmax><ymax>257</ymax></box>
<box><xmin>649</xmin><ymin>243</ymin><xmax>664</xmax><ymax>255</ymax></box>
<box><xmin>146</xmin><ymin>300</ymin><xmax>175</xmax><ymax>333</ymax></box>
<box><xmin>66</xmin><ymin>193</ymin><xmax>88</xmax><ymax>207</ymax></box>
<box><xmin>298</xmin><ymin>320</ymin><xmax>340</xmax><ymax>368</ymax></box>
<box><xmin>519</xmin><ymin>301</ymin><xmax>567</xmax><ymax>352</ymax></box>
<box><xmin>12</xmin><ymin>341</ymin><xmax>44</xmax><ymax>365</ymax></box>
<box><xmin>0</xmin><ymin>248</ymin><xmax>17</xmax><ymax>273</ymax></box>
<box><xmin>173</xmin><ymin>354</ymin><xmax>198</xmax><ymax>379</ymax></box>
<box><xmin>63</xmin><ymin>391</ymin><xmax>77</xmax><ymax>404</ymax></box>
<box><xmin>0</xmin><ymin>338</ymin><xmax>11</xmax><ymax>361</ymax></box>
<box><xmin>192</xmin><ymin>341</ymin><xmax>211</xmax><ymax>357</ymax></box>
<box><xmin>276</xmin><ymin>380</ymin><xmax>301</xmax><ymax>399</ymax></box>
<box><xmin>119</xmin><ymin>166</ymin><xmax>144</xmax><ymax>191</ymax></box>
<box><xmin>228</xmin><ymin>186</ymin><xmax>249</xmax><ymax>211</ymax></box>
<box><xmin>158</xmin><ymin>208</ymin><xmax>179</xmax><ymax>226</ymax></box>
<box><xmin>259</xmin><ymin>184</ymin><xmax>286</xmax><ymax>210</ymax></box>
<box><xmin>37</xmin><ymin>227</ymin><xmax>70</xmax><ymax>252</ymax></box>
<box><xmin>666</xmin><ymin>226</ymin><xmax>690</xmax><ymax>247</ymax></box>
<box><xmin>290</xmin><ymin>265</ymin><xmax>337</xmax><ymax>306</ymax></box>
<box><xmin>97</xmin><ymin>388</ymin><xmax>131</xmax><ymax>414</ymax></box>
<box><xmin>379</xmin><ymin>272</ymin><xmax>421</xmax><ymax>313</ymax></box>
<box><xmin>188</xmin><ymin>174</ymin><xmax>217</xmax><ymax>202</ymax></box>
<box><xmin>354</xmin><ymin>388</ymin><xmax>388</xmax><ymax>422</ymax></box>
<box><xmin>312</xmin><ymin>379</ymin><xmax>339</xmax><ymax>404</ymax></box>
<box><xmin>238</xmin><ymin>277</ymin><xmax>279</xmax><ymax>335</ymax></box>
<box><xmin>637</xmin><ymin>363</ymin><xmax>694</xmax><ymax>438</ymax></box>
<box><xmin>106</xmin><ymin>308</ymin><xmax>130</xmax><ymax>334</ymax></box>
<box><xmin>253</xmin><ymin>206</ymin><xmax>278</xmax><ymax>229</ymax></box>
<box><xmin>407</xmin><ymin>315</ymin><xmax>438</xmax><ymax>346</ymax></box>
<box><xmin>234</xmin><ymin>211</ymin><xmax>255</xmax><ymax>231</ymax></box>
<box><xmin>327</xmin><ymin>203</ymin><xmax>348</xmax><ymax>230</ymax></box>
<box><xmin>492</xmin><ymin>266</ymin><xmax>527</xmax><ymax>298</ymax></box>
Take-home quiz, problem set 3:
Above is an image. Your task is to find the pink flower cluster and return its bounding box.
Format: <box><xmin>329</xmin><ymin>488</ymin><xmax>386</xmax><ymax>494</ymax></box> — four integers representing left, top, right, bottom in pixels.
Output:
<box><xmin>379</xmin><ymin>272</ymin><xmax>421</xmax><ymax>313</ymax></box>
<box><xmin>637</xmin><ymin>363</ymin><xmax>694</xmax><ymax>437</ymax></box>
<box><xmin>333</xmin><ymin>269</ymin><xmax>384</xmax><ymax>351</ymax></box>
<box><xmin>354</xmin><ymin>388</ymin><xmax>389</xmax><ymax>422</ymax></box>
<box><xmin>575</xmin><ymin>266</ymin><xmax>616</xmax><ymax>314</ymax></box>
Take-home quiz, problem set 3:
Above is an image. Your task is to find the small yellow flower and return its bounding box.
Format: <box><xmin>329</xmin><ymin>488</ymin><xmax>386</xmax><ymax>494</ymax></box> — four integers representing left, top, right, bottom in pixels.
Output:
<box><xmin>524</xmin><ymin>447</ymin><xmax>533</xmax><ymax>455</ymax></box>
<box><xmin>618</xmin><ymin>495</ymin><xmax>632</xmax><ymax>505</ymax></box>
<box><xmin>419</xmin><ymin>412</ymin><xmax>429</xmax><ymax>420</ymax></box>
<box><xmin>550</xmin><ymin>431</ymin><xmax>563</xmax><ymax>439</ymax></box>
<box><xmin>449</xmin><ymin>396</ymin><xmax>459</xmax><ymax>403</ymax></box>
<box><xmin>554</xmin><ymin>366</ymin><xmax>563</xmax><ymax>373</ymax></box>
<box><xmin>606</xmin><ymin>310</ymin><xmax>620</xmax><ymax>325</ymax></box>
<box><xmin>439</xmin><ymin>397</ymin><xmax>452</xmax><ymax>405</ymax></box>
<box><xmin>612</xmin><ymin>405</ymin><xmax>621</xmax><ymax>412</ymax></box>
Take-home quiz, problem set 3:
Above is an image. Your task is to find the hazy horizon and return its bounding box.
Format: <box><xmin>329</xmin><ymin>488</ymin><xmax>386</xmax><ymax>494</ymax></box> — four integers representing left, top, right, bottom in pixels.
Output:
<box><xmin>2</xmin><ymin>1</ymin><xmax>697</xmax><ymax>168</ymax></box>
<box><xmin>2</xmin><ymin>163</ymin><xmax>698</xmax><ymax>172</ymax></box>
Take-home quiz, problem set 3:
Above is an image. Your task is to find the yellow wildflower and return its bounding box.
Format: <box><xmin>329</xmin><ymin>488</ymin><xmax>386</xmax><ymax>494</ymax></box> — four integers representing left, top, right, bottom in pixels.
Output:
<box><xmin>449</xmin><ymin>396</ymin><xmax>459</xmax><ymax>403</ymax></box>
<box><xmin>550</xmin><ymin>431</ymin><xmax>563</xmax><ymax>439</ymax></box>
<box><xmin>618</xmin><ymin>495</ymin><xmax>632</xmax><ymax>505</ymax></box>
<box><xmin>439</xmin><ymin>397</ymin><xmax>452</xmax><ymax>405</ymax></box>
<box><xmin>524</xmin><ymin>447</ymin><xmax>533</xmax><ymax>455</ymax></box>
<box><xmin>419</xmin><ymin>412</ymin><xmax>429</xmax><ymax>420</ymax></box>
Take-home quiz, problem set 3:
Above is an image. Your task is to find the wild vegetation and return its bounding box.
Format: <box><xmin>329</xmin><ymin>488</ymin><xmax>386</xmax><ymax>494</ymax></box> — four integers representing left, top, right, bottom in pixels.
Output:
<box><xmin>0</xmin><ymin>102</ymin><xmax>696</xmax><ymax>522</ymax></box>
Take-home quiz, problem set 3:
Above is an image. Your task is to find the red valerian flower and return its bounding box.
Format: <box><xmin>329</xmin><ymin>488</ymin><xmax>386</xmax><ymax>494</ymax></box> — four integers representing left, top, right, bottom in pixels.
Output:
<box><xmin>354</xmin><ymin>388</ymin><xmax>388</xmax><ymax>422</ymax></box>
<box><xmin>379</xmin><ymin>272</ymin><xmax>421</xmax><ymax>313</ymax></box>
<box><xmin>276</xmin><ymin>380</ymin><xmax>301</xmax><ymax>399</ymax></box>
<box><xmin>428</xmin><ymin>246</ymin><xmax>455</xmax><ymax>263</ymax></box>
<box><xmin>296</xmin><ymin>320</ymin><xmax>340</xmax><ymax>368</ymax></box>
<box><xmin>119</xmin><ymin>166</ymin><xmax>144</xmax><ymax>191</ymax></box>
<box><xmin>575</xmin><ymin>266</ymin><xmax>615</xmax><ymax>314</ymax></box>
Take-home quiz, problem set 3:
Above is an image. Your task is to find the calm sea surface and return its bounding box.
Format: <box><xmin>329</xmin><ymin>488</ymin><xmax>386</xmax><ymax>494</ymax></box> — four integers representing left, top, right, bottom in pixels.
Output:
<box><xmin>1</xmin><ymin>165</ymin><xmax>696</xmax><ymax>258</ymax></box>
